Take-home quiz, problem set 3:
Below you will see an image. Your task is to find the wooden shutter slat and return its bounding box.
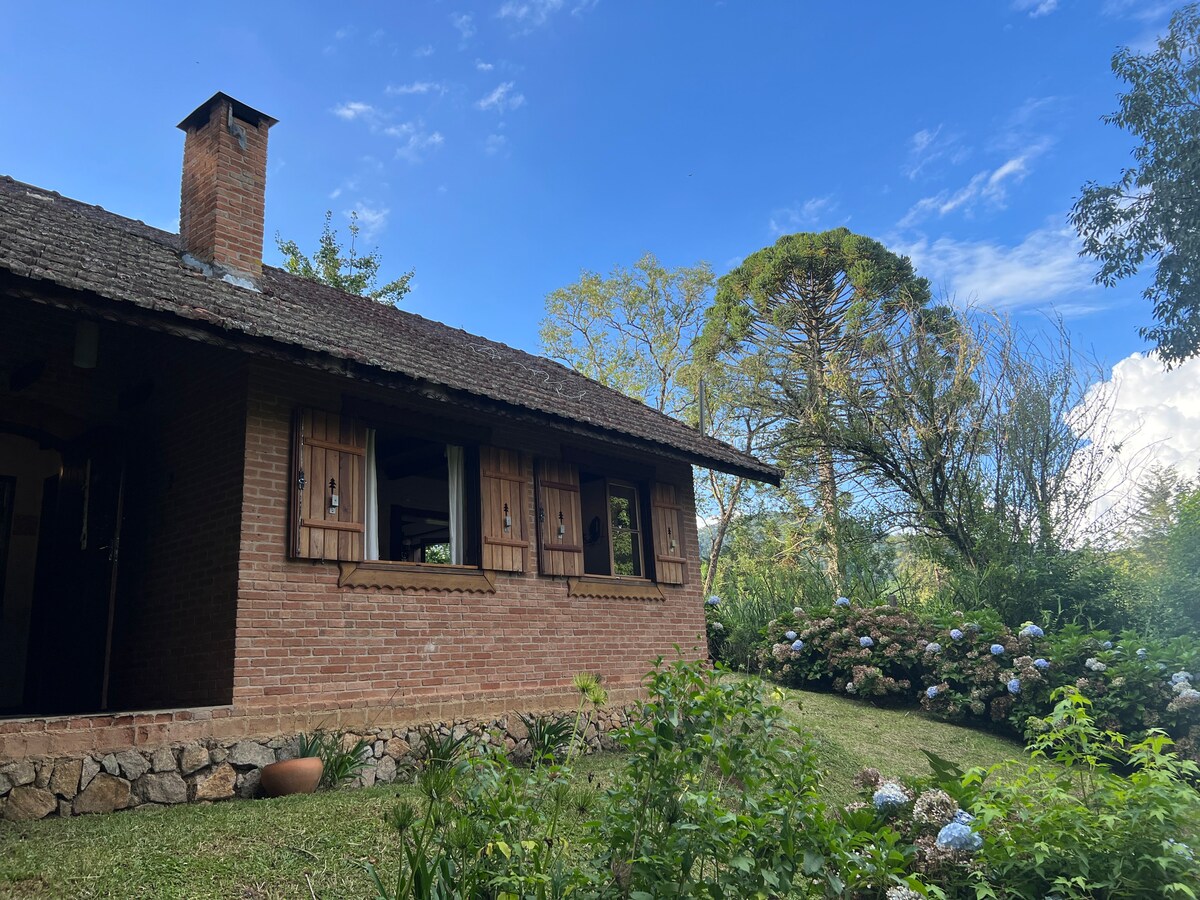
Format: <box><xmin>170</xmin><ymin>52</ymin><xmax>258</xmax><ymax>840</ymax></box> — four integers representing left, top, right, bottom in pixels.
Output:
<box><xmin>481</xmin><ymin>447</ymin><xmax>527</xmax><ymax>572</ymax></box>
<box><xmin>290</xmin><ymin>408</ymin><xmax>366</xmax><ymax>561</ymax></box>
<box><xmin>650</xmin><ymin>481</ymin><xmax>686</xmax><ymax>585</ymax></box>
<box><xmin>536</xmin><ymin>460</ymin><xmax>584</xmax><ymax>577</ymax></box>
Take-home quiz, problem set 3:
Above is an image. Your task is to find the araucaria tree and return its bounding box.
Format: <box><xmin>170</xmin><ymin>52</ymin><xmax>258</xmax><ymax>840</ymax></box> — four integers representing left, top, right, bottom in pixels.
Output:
<box><xmin>1071</xmin><ymin>3</ymin><xmax>1200</xmax><ymax>364</ymax></box>
<box><xmin>700</xmin><ymin>229</ymin><xmax>931</xmax><ymax>593</ymax></box>
<box><xmin>276</xmin><ymin>210</ymin><xmax>413</xmax><ymax>306</ymax></box>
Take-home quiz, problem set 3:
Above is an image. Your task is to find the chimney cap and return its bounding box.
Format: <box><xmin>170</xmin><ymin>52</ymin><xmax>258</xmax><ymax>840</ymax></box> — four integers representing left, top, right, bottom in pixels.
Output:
<box><xmin>177</xmin><ymin>92</ymin><xmax>277</xmax><ymax>132</ymax></box>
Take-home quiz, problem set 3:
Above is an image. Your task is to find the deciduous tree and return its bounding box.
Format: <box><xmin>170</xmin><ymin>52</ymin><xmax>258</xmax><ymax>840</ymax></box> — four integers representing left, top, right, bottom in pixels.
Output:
<box><xmin>1071</xmin><ymin>3</ymin><xmax>1200</xmax><ymax>364</ymax></box>
<box><xmin>276</xmin><ymin>210</ymin><xmax>413</xmax><ymax>306</ymax></box>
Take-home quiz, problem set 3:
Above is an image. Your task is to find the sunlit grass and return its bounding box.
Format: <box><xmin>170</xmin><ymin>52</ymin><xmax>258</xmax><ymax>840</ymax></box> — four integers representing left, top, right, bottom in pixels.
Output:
<box><xmin>0</xmin><ymin>688</ymin><xmax>1027</xmax><ymax>898</ymax></box>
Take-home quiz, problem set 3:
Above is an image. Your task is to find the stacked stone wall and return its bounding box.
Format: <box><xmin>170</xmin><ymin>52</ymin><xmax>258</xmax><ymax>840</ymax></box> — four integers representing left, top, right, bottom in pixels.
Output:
<box><xmin>0</xmin><ymin>707</ymin><xmax>633</xmax><ymax>820</ymax></box>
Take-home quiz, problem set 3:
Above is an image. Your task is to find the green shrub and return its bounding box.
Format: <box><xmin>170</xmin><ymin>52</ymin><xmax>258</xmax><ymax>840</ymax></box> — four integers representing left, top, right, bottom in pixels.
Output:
<box><xmin>296</xmin><ymin>730</ymin><xmax>371</xmax><ymax>789</ymax></box>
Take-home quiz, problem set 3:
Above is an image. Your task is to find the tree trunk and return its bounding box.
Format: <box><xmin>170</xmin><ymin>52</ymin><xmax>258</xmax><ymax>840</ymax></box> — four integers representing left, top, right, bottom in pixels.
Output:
<box><xmin>816</xmin><ymin>443</ymin><xmax>842</xmax><ymax>596</ymax></box>
<box><xmin>701</xmin><ymin>476</ymin><xmax>744</xmax><ymax>598</ymax></box>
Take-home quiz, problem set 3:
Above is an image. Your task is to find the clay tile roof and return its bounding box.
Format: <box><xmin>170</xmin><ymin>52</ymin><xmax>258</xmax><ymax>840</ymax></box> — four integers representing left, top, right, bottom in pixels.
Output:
<box><xmin>0</xmin><ymin>175</ymin><xmax>779</xmax><ymax>483</ymax></box>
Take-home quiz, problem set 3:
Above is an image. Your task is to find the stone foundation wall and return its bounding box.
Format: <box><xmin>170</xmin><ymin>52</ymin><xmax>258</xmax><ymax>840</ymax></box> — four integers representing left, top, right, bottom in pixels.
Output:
<box><xmin>0</xmin><ymin>707</ymin><xmax>633</xmax><ymax>821</ymax></box>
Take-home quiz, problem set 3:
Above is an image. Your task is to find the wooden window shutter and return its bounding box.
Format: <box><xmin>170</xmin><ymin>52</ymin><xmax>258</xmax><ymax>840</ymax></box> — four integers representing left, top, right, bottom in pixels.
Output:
<box><xmin>480</xmin><ymin>447</ymin><xmax>528</xmax><ymax>572</ymax></box>
<box><xmin>290</xmin><ymin>408</ymin><xmax>367</xmax><ymax>561</ymax></box>
<box><xmin>650</xmin><ymin>482</ymin><xmax>686</xmax><ymax>585</ymax></box>
<box><xmin>535</xmin><ymin>460</ymin><xmax>584</xmax><ymax>577</ymax></box>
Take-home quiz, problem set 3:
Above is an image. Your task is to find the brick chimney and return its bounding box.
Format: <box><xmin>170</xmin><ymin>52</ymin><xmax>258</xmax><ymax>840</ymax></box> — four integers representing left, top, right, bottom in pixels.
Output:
<box><xmin>177</xmin><ymin>92</ymin><xmax>276</xmax><ymax>281</ymax></box>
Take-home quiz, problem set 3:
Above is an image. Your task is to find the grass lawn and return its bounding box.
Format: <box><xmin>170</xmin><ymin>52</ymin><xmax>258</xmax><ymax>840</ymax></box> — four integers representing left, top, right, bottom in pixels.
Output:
<box><xmin>0</xmin><ymin>684</ymin><xmax>1027</xmax><ymax>899</ymax></box>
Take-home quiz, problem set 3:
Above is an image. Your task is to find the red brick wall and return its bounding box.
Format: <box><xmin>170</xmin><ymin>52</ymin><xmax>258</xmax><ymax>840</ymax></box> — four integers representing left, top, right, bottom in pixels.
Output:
<box><xmin>231</xmin><ymin>361</ymin><xmax>707</xmax><ymax>723</ymax></box>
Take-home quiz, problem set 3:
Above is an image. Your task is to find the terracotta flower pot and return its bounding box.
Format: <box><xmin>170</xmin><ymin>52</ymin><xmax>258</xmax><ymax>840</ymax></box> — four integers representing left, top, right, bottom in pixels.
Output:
<box><xmin>259</xmin><ymin>757</ymin><xmax>323</xmax><ymax>797</ymax></box>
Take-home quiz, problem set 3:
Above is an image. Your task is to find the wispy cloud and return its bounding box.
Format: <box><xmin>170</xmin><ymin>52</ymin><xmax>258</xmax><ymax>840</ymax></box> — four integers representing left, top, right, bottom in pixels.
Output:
<box><xmin>497</xmin><ymin>0</ymin><xmax>566</xmax><ymax>32</ymax></box>
<box><xmin>383</xmin><ymin>120</ymin><xmax>446</xmax><ymax>162</ymax></box>
<box><xmin>332</xmin><ymin>101</ymin><xmax>377</xmax><ymax>122</ymax></box>
<box><xmin>768</xmin><ymin>196</ymin><xmax>840</xmax><ymax>235</ymax></box>
<box><xmin>451</xmin><ymin>12</ymin><xmax>475</xmax><ymax>41</ymax></box>
<box><xmin>413</xmin><ymin>43</ymin><xmax>435</xmax><ymax>58</ymax></box>
<box><xmin>386</xmin><ymin>81</ymin><xmax>448</xmax><ymax>96</ymax></box>
<box><xmin>477</xmin><ymin>81</ymin><xmax>526</xmax><ymax>111</ymax></box>
<box><xmin>475</xmin><ymin>59</ymin><xmax>495</xmax><ymax>71</ymax></box>
<box><xmin>1012</xmin><ymin>0</ymin><xmax>1058</xmax><ymax>17</ymax></box>
<box><xmin>900</xmin><ymin>141</ymin><xmax>1049</xmax><ymax>227</ymax></box>
<box><xmin>895</xmin><ymin>223</ymin><xmax>1098</xmax><ymax>313</ymax></box>
<box><xmin>485</xmin><ymin>133</ymin><xmax>508</xmax><ymax>155</ymax></box>
<box><xmin>346</xmin><ymin>204</ymin><xmax>389</xmax><ymax>241</ymax></box>
<box><xmin>903</xmin><ymin>125</ymin><xmax>970</xmax><ymax>180</ymax></box>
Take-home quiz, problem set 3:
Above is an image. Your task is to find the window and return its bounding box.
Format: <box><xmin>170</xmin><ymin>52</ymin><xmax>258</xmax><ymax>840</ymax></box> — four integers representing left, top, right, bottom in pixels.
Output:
<box><xmin>289</xmin><ymin>408</ymin><xmax>527</xmax><ymax>575</ymax></box>
<box><xmin>367</xmin><ymin>429</ymin><xmax>475</xmax><ymax>565</ymax></box>
<box><xmin>578</xmin><ymin>472</ymin><xmax>647</xmax><ymax>578</ymax></box>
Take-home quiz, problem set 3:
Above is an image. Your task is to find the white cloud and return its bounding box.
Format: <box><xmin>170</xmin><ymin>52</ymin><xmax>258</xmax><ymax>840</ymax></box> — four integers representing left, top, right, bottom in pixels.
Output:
<box><xmin>414</xmin><ymin>43</ymin><xmax>435</xmax><ymax>58</ymax></box>
<box><xmin>900</xmin><ymin>141</ymin><xmax>1049</xmax><ymax>226</ymax></box>
<box><xmin>386</xmin><ymin>81</ymin><xmax>448</xmax><ymax>96</ymax></box>
<box><xmin>475</xmin><ymin>59</ymin><xmax>495</xmax><ymax>71</ymax></box>
<box><xmin>1071</xmin><ymin>352</ymin><xmax>1200</xmax><ymax>532</ymax></box>
<box><xmin>332</xmin><ymin>101</ymin><xmax>376</xmax><ymax>121</ymax></box>
<box><xmin>497</xmin><ymin>0</ymin><xmax>564</xmax><ymax>31</ymax></box>
<box><xmin>477</xmin><ymin>81</ymin><xmax>526</xmax><ymax>111</ymax></box>
<box><xmin>1012</xmin><ymin>0</ymin><xmax>1058</xmax><ymax>17</ymax></box>
<box><xmin>903</xmin><ymin>125</ymin><xmax>969</xmax><ymax>180</ymax></box>
<box><xmin>383</xmin><ymin>120</ymin><xmax>446</xmax><ymax>162</ymax></box>
<box><xmin>895</xmin><ymin>224</ymin><xmax>1099</xmax><ymax>312</ymax></box>
<box><xmin>451</xmin><ymin>12</ymin><xmax>475</xmax><ymax>40</ymax></box>
<box><xmin>485</xmin><ymin>133</ymin><xmax>508</xmax><ymax>155</ymax></box>
<box><xmin>347</xmin><ymin>204</ymin><xmax>389</xmax><ymax>240</ymax></box>
<box><xmin>768</xmin><ymin>196</ymin><xmax>839</xmax><ymax>235</ymax></box>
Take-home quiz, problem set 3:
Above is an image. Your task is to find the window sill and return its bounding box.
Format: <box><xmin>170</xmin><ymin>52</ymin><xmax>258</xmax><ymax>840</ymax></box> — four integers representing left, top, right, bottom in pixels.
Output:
<box><xmin>566</xmin><ymin>575</ymin><xmax>665</xmax><ymax>602</ymax></box>
<box><xmin>339</xmin><ymin>561</ymin><xmax>498</xmax><ymax>593</ymax></box>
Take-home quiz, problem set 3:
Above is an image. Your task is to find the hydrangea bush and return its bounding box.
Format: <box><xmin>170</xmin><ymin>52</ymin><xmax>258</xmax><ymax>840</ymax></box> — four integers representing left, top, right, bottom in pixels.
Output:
<box><xmin>738</xmin><ymin>599</ymin><xmax>1200</xmax><ymax>760</ymax></box>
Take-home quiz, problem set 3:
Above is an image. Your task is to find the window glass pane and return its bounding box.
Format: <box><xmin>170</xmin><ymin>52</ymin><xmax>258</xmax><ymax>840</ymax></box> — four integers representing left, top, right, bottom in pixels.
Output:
<box><xmin>609</xmin><ymin>483</ymin><xmax>642</xmax><ymax>576</ymax></box>
<box><xmin>609</xmin><ymin>528</ymin><xmax>638</xmax><ymax>578</ymax></box>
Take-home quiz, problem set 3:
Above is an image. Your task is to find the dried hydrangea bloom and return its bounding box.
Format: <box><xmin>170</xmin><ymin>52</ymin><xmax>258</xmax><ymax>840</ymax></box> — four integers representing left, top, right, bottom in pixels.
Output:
<box><xmin>853</xmin><ymin>767</ymin><xmax>882</xmax><ymax>790</ymax></box>
<box><xmin>913</xmin><ymin>789</ymin><xmax>958</xmax><ymax>827</ymax></box>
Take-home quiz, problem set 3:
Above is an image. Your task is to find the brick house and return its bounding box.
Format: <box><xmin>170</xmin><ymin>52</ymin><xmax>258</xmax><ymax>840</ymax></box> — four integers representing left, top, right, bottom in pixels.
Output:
<box><xmin>0</xmin><ymin>93</ymin><xmax>776</xmax><ymax>815</ymax></box>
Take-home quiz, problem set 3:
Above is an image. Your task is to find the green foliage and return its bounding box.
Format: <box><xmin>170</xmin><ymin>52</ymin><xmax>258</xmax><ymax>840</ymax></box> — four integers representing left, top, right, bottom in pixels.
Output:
<box><xmin>1071</xmin><ymin>3</ymin><xmax>1200</xmax><ymax>365</ymax></box>
<box><xmin>592</xmin><ymin>657</ymin><xmax>848</xmax><ymax>898</ymax></box>
<box><xmin>962</xmin><ymin>690</ymin><xmax>1200</xmax><ymax>898</ymax></box>
<box><xmin>276</xmin><ymin>210</ymin><xmax>413</xmax><ymax>306</ymax></box>
<box><xmin>518</xmin><ymin>712</ymin><xmax>574</xmax><ymax>768</ymax></box>
<box><xmin>297</xmin><ymin>729</ymin><xmax>371</xmax><ymax>789</ymax></box>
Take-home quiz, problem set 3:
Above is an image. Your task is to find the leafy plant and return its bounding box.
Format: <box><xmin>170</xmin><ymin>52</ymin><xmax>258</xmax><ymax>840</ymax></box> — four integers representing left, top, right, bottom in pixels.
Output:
<box><xmin>518</xmin><ymin>712</ymin><xmax>574</xmax><ymax>768</ymax></box>
<box><xmin>295</xmin><ymin>730</ymin><xmax>371</xmax><ymax>789</ymax></box>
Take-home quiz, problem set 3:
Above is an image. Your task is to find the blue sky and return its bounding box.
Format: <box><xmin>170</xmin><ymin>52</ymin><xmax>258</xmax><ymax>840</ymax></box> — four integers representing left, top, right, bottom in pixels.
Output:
<box><xmin>0</xmin><ymin>1</ymin><xmax>1178</xmax><ymax>370</ymax></box>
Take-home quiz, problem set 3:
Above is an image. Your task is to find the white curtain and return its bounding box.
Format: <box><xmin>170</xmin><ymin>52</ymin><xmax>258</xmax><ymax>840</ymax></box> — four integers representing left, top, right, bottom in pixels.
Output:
<box><xmin>447</xmin><ymin>444</ymin><xmax>465</xmax><ymax>565</ymax></box>
<box><xmin>364</xmin><ymin>428</ymin><xmax>380</xmax><ymax>561</ymax></box>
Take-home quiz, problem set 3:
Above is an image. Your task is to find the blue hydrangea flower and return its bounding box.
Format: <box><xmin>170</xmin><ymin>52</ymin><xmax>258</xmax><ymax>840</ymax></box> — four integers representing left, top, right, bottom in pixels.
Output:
<box><xmin>711</xmin><ymin>622</ymin><xmax>724</xmax><ymax>632</ymax></box>
<box><xmin>791</xmin><ymin>639</ymin><xmax>805</xmax><ymax>652</ymax></box>
<box><xmin>937</xmin><ymin>821</ymin><xmax>982</xmax><ymax>852</ymax></box>
<box><xmin>925</xmin><ymin>642</ymin><xmax>942</xmax><ymax>654</ymax></box>
<box><xmin>990</xmin><ymin>644</ymin><xmax>1005</xmax><ymax>656</ymax></box>
<box><xmin>1137</xmin><ymin>648</ymin><xmax>1148</xmax><ymax>660</ymax></box>
<box><xmin>950</xmin><ymin>628</ymin><xmax>964</xmax><ymax>641</ymax></box>
<box><xmin>1007</xmin><ymin>677</ymin><xmax>1021</xmax><ymax>694</ymax></box>
<box><xmin>859</xmin><ymin>635</ymin><xmax>874</xmax><ymax>648</ymax></box>
<box><xmin>785</xmin><ymin>630</ymin><xmax>797</xmax><ymax>641</ymax></box>
<box><xmin>1085</xmin><ymin>657</ymin><xmax>1107</xmax><ymax>673</ymax></box>
<box><xmin>1034</xmin><ymin>658</ymin><xmax>1050</xmax><ymax>669</ymax></box>
<box><xmin>1101</xmin><ymin>641</ymin><xmax>1113</xmax><ymax>650</ymax></box>
<box><xmin>834</xmin><ymin>596</ymin><xmax>851</xmax><ymax>607</ymax></box>
<box><xmin>1170</xmin><ymin>671</ymin><xmax>1193</xmax><ymax>685</ymax></box>
<box><xmin>926</xmin><ymin>685</ymin><xmax>940</xmax><ymax>699</ymax></box>
<box><xmin>1167</xmin><ymin>839</ymin><xmax>1195</xmax><ymax>861</ymax></box>
<box><xmin>1019</xmin><ymin>624</ymin><xmax>1044</xmax><ymax>638</ymax></box>
<box><xmin>705</xmin><ymin>596</ymin><xmax>720</xmax><ymax>607</ymax></box>
<box><xmin>872</xmin><ymin>782</ymin><xmax>909</xmax><ymax>811</ymax></box>
<box><xmin>966</xmin><ymin>623</ymin><xmax>981</xmax><ymax>633</ymax></box>
<box><xmin>952</xmin><ymin>809</ymin><xmax>975</xmax><ymax>826</ymax></box>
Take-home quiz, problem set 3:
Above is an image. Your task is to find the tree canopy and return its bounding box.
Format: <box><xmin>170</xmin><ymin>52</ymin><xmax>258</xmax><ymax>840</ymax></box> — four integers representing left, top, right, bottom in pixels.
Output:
<box><xmin>1071</xmin><ymin>3</ymin><xmax>1200</xmax><ymax>365</ymax></box>
<box><xmin>276</xmin><ymin>210</ymin><xmax>413</xmax><ymax>306</ymax></box>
